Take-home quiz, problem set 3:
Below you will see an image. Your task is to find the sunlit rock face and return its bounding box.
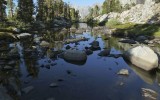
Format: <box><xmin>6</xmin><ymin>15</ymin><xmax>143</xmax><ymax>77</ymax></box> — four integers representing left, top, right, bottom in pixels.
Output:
<box><xmin>95</xmin><ymin>0</ymin><xmax>160</xmax><ymax>24</ymax></box>
<box><xmin>119</xmin><ymin>0</ymin><xmax>138</xmax><ymax>6</ymax></box>
<box><xmin>119</xmin><ymin>0</ymin><xmax>155</xmax><ymax>6</ymax></box>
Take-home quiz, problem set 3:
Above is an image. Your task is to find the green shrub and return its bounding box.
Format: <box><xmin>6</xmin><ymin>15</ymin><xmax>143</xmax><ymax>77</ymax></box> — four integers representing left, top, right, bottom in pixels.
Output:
<box><xmin>105</xmin><ymin>19</ymin><xmax>121</xmax><ymax>27</ymax></box>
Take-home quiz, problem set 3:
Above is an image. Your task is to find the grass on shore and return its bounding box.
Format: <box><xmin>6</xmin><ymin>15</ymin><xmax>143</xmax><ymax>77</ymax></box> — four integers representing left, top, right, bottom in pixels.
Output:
<box><xmin>106</xmin><ymin>19</ymin><xmax>160</xmax><ymax>37</ymax></box>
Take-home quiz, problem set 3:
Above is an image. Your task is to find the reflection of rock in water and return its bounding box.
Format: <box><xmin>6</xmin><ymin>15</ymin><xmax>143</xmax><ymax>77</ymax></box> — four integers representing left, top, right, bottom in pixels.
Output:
<box><xmin>156</xmin><ymin>71</ymin><xmax>160</xmax><ymax>85</ymax></box>
<box><xmin>129</xmin><ymin>63</ymin><xmax>156</xmax><ymax>84</ymax></box>
<box><xmin>64</xmin><ymin>60</ymin><xmax>87</xmax><ymax>66</ymax></box>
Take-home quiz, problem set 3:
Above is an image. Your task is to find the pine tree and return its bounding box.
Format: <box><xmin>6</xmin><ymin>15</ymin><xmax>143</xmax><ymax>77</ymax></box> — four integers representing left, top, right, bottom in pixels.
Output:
<box><xmin>17</xmin><ymin>0</ymin><xmax>34</xmax><ymax>23</ymax></box>
<box><xmin>58</xmin><ymin>0</ymin><xmax>64</xmax><ymax>16</ymax></box>
<box><xmin>37</xmin><ymin>0</ymin><xmax>45</xmax><ymax>21</ymax></box>
<box><xmin>67</xmin><ymin>3</ymin><xmax>71</xmax><ymax>19</ymax></box>
<box><xmin>102</xmin><ymin>0</ymin><xmax>122</xmax><ymax>14</ymax></box>
<box><xmin>0</xmin><ymin>0</ymin><xmax>7</xmax><ymax>21</ymax></box>
<box><xmin>75</xmin><ymin>10</ymin><xmax>79</xmax><ymax>21</ymax></box>
<box><xmin>37</xmin><ymin>0</ymin><xmax>77</xmax><ymax>22</ymax></box>
<box><xmin>44</xmin><ymin>0</ymin><xmax>54</xmax><ymax>22</ymax></box>
<box><xmin>63</xmin><ymin>3</ymin><xmax>68</xmax><ymax>18</ymax></box>
<box><xmin>102</xmin><ymin>0</ymin><xmax>107</xmax><ymax>14</ymax></box>
<box><xmin>94</xmin><ymin>5</ymin><xmax>100</xmax><ymax>17</ymax></box>
<box><xmin>70</xmin><ymin>8</ymin><xmax>76</xmax><ymax>21</ymax></box>
<box><xmin>7</xmin><ymin>0</ymin><xmax>15</xmax><ymax>19</ymax></box>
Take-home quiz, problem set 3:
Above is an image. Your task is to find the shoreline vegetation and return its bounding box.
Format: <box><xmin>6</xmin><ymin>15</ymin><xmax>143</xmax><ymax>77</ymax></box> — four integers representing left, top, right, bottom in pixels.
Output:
<box><xmin>105</xmin><ymin>19</ymin><xmax>160</xmax><ymax>37</ymax></box>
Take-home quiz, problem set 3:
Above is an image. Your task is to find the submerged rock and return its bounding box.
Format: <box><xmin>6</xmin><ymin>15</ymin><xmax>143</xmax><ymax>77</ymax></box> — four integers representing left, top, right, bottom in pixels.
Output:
<box><xmin>142</xmin><ymin>88</ymin><xmax>158</xmax><ymax>100</ymax></box>
<box><xmin>63</xmin><ymin>50</ymin><xmax>87</xmax><ymax>62</ymax></box>
<box><xmin>22</xmin><ymin>86</ymin><xmax>34</xmax><ymax>94</ymax></box>
<box><xmin>90</xmin><ymin>41</ymin><xmax>101</xmax><ymax>51</ymax></box>
<box><xmin>98</xmin><ymin>49</ymin><xmax>110</xmax><ymax>56</ymax></box>
<box><xmin>117</xmin><ymin>69</ymin><xmax>129</xmax><ymax>76</ymax></box>
<box><xmin>66</xmin><ymin>45</ymin><xmax>71</xmax><ymax>50</ymax></box>
<box><xmin>124</xmin><ymin>46</ymin><xmax>158</xmax><ymax>71</ymax></box>
<box><xmin>49</xmin><ymin>83</ymin><xmax>58</xmax><ymax>88</ymax></box>
<box><xmin>85</xmin><ymin>49</ymin><xmax>93</xmax><ymax>55</ymax></box>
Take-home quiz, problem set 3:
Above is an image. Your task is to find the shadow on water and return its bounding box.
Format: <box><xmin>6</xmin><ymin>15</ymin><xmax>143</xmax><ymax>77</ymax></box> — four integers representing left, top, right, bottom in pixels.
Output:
<box><xmin>1</xmin><ymin>23</ymin><xmax>160</xmax><ymax>100</ymax></box>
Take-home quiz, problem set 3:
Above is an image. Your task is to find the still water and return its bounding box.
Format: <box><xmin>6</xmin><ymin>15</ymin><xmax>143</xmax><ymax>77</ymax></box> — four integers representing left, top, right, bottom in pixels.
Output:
<box><xmin>1</xmin><ymin>23</ymin><xmax>160</xmax><ymax>100</ymax></box>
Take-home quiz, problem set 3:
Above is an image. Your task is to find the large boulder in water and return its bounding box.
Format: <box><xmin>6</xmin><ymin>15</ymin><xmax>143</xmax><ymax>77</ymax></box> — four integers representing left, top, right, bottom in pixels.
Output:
<box><xmin>124</xmin><ymin>46</ymin><xmax>158</xmax><ymax>71</ymax></box>
<box><xmin>63</xmin><ymin>50</ymin><xmax>87</xmax><ymax>62</ymax></box>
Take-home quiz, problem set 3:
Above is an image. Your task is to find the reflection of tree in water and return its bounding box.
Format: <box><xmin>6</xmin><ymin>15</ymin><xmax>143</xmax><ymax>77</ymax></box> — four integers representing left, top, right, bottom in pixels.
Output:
<box><xmin>0</xmin><ymin>68</ymin><xmax>21</xmax><ymax>100</ymax></box>
<box><xmin>106</xmin><ymin>37</ymin><xmax>132</xmax><ymax>51</ymax></box>
<box><xmin>21</xmin><ymin>37</ymin><xmax>34</xmax><ymax>49</ymax></box>
<box><xmin>25</xmin><ymin>59</ymin><xmax>39</xmax><ymax>78</ymax></box>
<box><xmin>43</xmin><ymin>30</ymin><xmax>70</xmax><ymax>41</ymax></box>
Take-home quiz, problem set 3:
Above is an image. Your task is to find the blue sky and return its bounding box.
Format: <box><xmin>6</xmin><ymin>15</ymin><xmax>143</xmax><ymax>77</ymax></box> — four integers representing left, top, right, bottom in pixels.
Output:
<box><xmin>63</xmin><ymin>0</ymin><xmax>105</xmax><ymax>6</ymax></box>
<box><xmin>14</xmin><ymin>0</ymin><xmax>105</xmax><ymax>6</ymax></box>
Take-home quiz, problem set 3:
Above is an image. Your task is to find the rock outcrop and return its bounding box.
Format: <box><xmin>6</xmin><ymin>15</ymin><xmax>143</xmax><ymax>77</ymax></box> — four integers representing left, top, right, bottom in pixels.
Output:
<box><xmin>95</xmin><ymin>0</ymin><xmax>160</xmax><ymax>24</ymax></box>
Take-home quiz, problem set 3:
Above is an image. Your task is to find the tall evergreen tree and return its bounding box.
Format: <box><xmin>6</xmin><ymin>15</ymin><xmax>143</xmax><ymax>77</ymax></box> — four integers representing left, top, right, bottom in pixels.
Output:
<box><xmin>0</xmin><ymin>0</ymin><xmax>7</xmax><ymax>21</ymax></box>
<box><xmin>102</xmin><ymin>0</ymin><xmax>122</xmax><ymax>14</ymax></box>
<box><xmin>37</xmin><ymin>0</ymin><xmax>77</xmax><ymax>22</ymax></box>
<box><xmin>67</xmin><ymin>3</ymin><xmax>71</xmax><ymax>19</ymax></box>
<box><xmin>70</xmin><ymin>8</ymin><xmax>76</xmax><ymax>21</ymax></box>
<box><xmin>44</xmin><ymin>0</ymin><xmax>54</xmax><ymax>21</ymax></box>
<box><xmin>7</xmin><ymin>0</ymin><xmax>15</xmax><ymax>19</ymax></box>
<box><xmin>17</xmin><ymin>0</ymin><xmax>34</xmax><ymax>23</ymax></box>
<box><xmin>75</xmin><ymin>10</ymin><xmax>79</xmax><ymax>21</ymax></box>
<box><xmin>37</xmin><ymin>0</ymin><xmax>44</xmax><ymax>21</ymax></box>
<box><xmin>63</xmin><ymin>3</ymin><xmax>68</xmax><ymax>18</ymax></box>
<box><xmin>102</xmin><ymin>0</ymin><xmax>107</xmax><ymax>14</ymax></box>
<box><xmin>58</xmin><ymin>0</ymin><xmax>64</xmax><ymax>16</ymax></box>
<box><xmin>94</xmin><ymin>5</ymin><xmax>100</xmax><ymax>17</ymax></box>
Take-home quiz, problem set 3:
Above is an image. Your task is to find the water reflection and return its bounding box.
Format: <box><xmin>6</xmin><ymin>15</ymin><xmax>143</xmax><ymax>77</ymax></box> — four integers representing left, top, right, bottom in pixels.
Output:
<box><xmin>1</xmin><ymin>23</ymin><xmax>160</xmax><ymax>100</ymax></box>
<box><xmin>129</xmin><ymin>63</ymin><xmax>156</xmax><ymax>84</ymax></box>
